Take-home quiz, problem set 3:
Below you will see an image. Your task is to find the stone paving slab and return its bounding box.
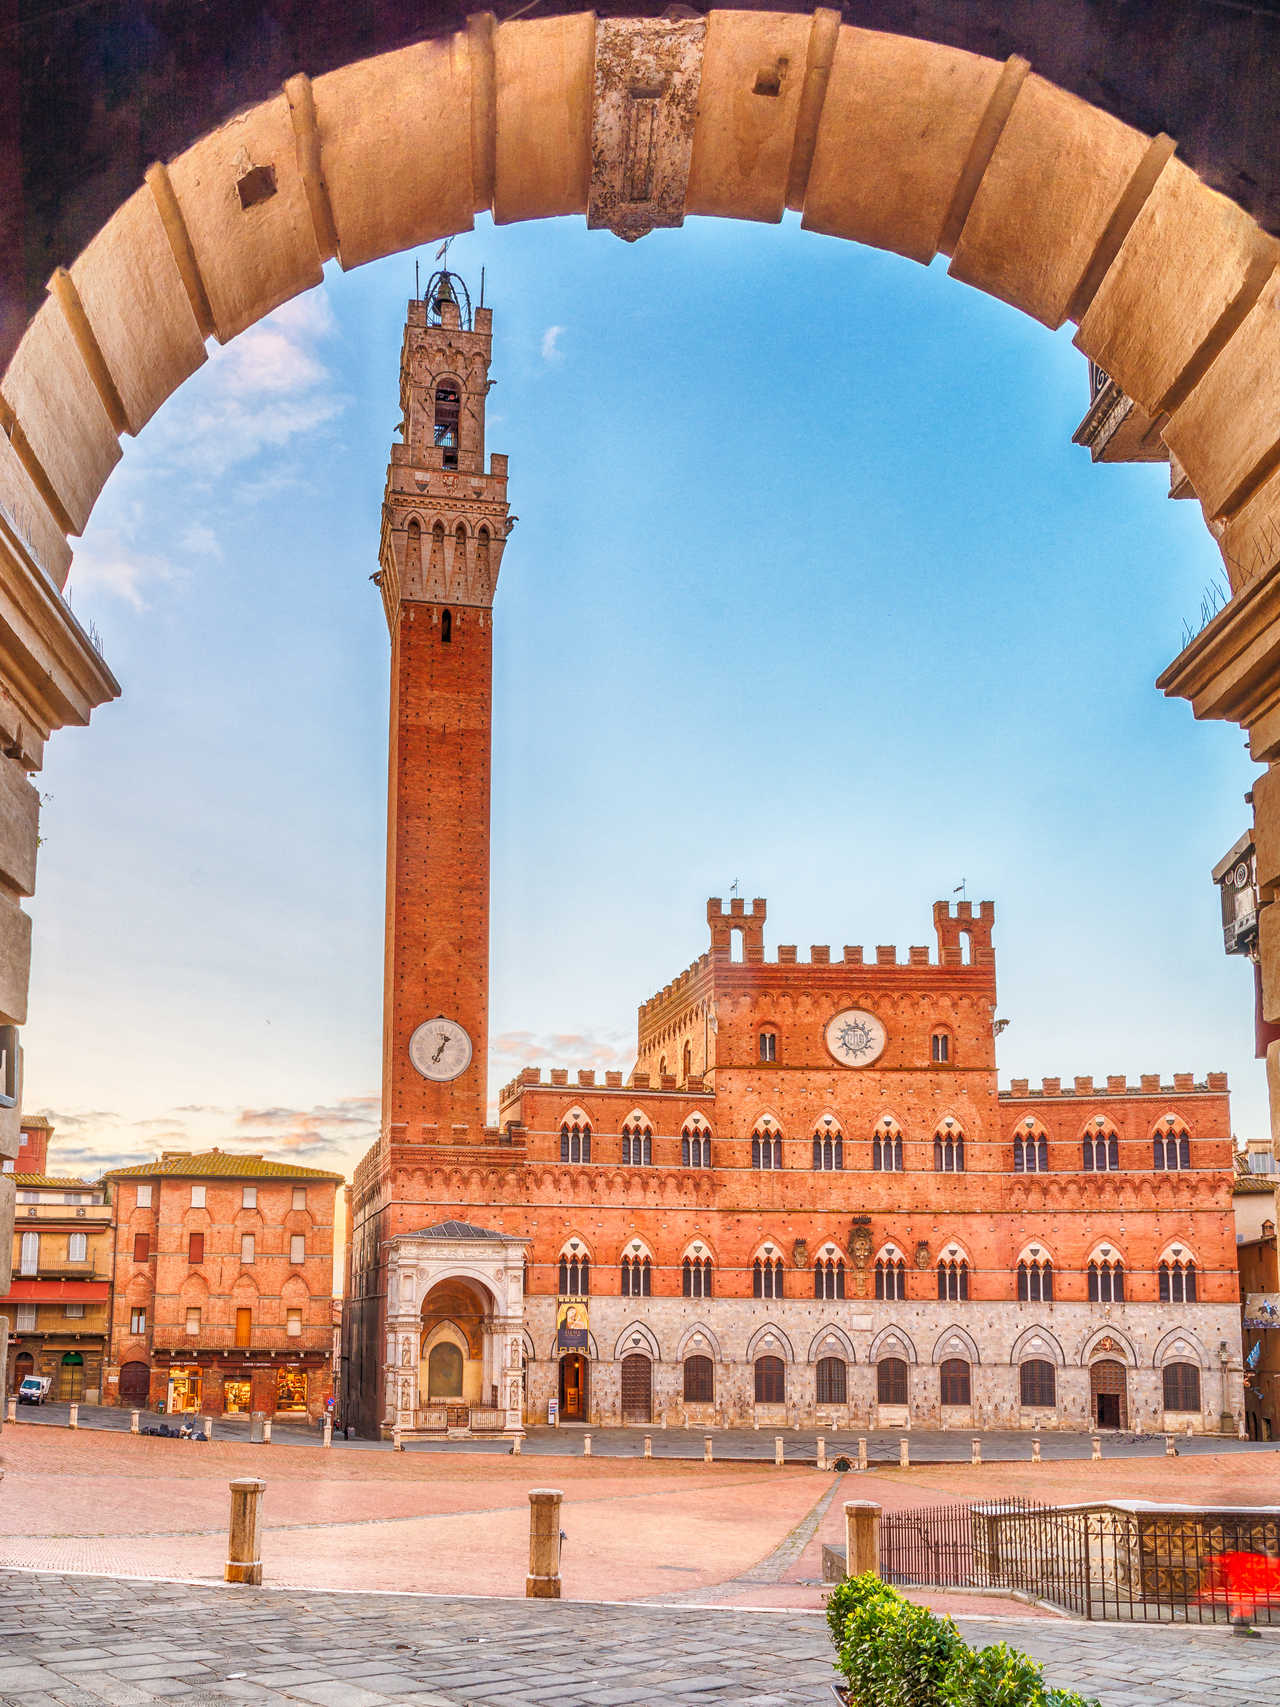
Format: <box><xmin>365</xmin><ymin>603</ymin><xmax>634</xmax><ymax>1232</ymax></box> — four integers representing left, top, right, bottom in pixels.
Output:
<box><xmin>0</xmin><ymin>1571</ymin><xmax>1278</xmax><ymax>1706</ymax></box>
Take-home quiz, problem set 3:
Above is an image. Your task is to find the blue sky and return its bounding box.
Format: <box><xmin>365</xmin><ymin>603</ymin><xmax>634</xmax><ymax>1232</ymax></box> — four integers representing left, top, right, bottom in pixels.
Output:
<box><xmin>28</xmin><ymin>211</ymin><xmax>1260</xmax><ymax>1181</ymax></box>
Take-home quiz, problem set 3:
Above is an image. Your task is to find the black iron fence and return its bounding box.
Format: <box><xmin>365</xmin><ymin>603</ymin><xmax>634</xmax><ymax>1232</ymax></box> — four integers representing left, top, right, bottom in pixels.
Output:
<box><xmin>879</xmin><ymin>1499</ymin><xmax>1280</xmax><ymax>1624</ymax></box>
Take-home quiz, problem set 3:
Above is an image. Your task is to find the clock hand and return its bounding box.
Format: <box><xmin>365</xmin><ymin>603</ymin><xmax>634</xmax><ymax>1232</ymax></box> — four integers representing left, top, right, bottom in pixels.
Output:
<box><xmin>432</xmin><ymin>1034</ymin><xmax>449</xmax><ymax>1063</ymax></box>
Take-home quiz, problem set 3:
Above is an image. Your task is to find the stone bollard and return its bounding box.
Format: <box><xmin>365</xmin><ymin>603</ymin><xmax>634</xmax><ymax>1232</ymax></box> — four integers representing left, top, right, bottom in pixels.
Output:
<box><xmin>322</xmin><ymin>1416</ymin><xmax>332</xmax><ymax>1448</ymax></box>
<box><xmin>526</xmin><ymin>1489</ymin><xmax>563</xmax><ymax>1598</ymax></box>
<box><xmin>225</xmin><ymin>1478</ymin><xmax>266</xmax><ymax>1584</ymax></box>
<box><xmin>202</xmin><ymin>1416</ymin><xmax>213</xmax><ymax>1441</ymax></box>
<box><xmin>1188</xmin><ymin>1420</ymin><xmax>1196</xmax><ymax>1438</ymax></box>
<box><xmin>704</xmin><ymin>1435</ymin><xmax>713</xmax><ymax>1463</ymax></box>
<box><xmin>1032</xmin><ymin>1437</ymin><xmax>1041</xmax><ymax>1463</ymax></box>
<box><xmin>262</xmin><ymin>1419</ymin><xmax>272</xmax><ymax>1445</ymax></box>
<box><xmin>511</xmin><ymin>1435</ymin><xmax>522</xmax><ymax>1455</ymax></box>
<box><xmin>643</xmin><ymin>1436</ymin><xmax>652</xmax><ymax>1459</ymax></box>
<box><xmin>899</xmin><ymin>1438</ymin><xmax>910</xmax><ymax>1468</ymax></box>
<box><xmin>1165</xmin><ymin>1434</ymin><xmax>1177</xmax><ymax>1457</ymax></box>
<box><xmin>1091</xmin><ymin>1436</ymin><xmax>1102</xmax><ymax>1461</ymax></box>
<box><xmin>68</xmin><ymin>1403</ymin><xmax>78</xmax><ymax>1429</ymax></box>
<box><xmin>775</xmin><ymin>1436</ymin><xmax>784</xmax><ymax>1466</ymax></box>
<box><xmin>844</xmin><ymin>1500</ymin><xmax>881</xmax><ymax>1579</ymax></box>
<box><xmin>857</xmin><ymin>1437</ymin><xmax>868</xmax><ymax>1472</ymax></box>
<box><xmin>392</xmin><ymin>1425</ymin><xmax>403</xmax><ymax>1452</ymax></box>
<box><xmin>583</xmin><ymin>1433</ymin><xmax>591</xmax><ymax>1457</ymax></box>
<box><xmin>5</xmin><ymin>1395</ymin><xmax>15</xmax><ymax>1424</ymax></box>
<box><xmin>817</xmin><ymin>1436</ymin><xmax>826</xmax><ymax>1471</ymax></box>
<box><xmin>971</xmin><ymin>1438</ymin><xmax>981</xmax><ymax>1465</ymax></box>
<box><xmin>130</xmin><ymin>1409</ymin><xmax>140</xmax><ymax>1434</ymax></box>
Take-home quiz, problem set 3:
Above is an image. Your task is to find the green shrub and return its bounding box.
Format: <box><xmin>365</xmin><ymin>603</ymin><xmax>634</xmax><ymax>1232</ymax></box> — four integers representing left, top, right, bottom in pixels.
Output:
<box><xmin>826</xmin><ymin>1577</ymin><xmax>1100</xmax><ymax>1707</ymax></box>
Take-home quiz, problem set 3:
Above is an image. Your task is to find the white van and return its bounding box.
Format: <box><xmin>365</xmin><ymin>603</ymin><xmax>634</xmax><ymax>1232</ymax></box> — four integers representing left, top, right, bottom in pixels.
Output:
<box><xmin>17</xmin><ymin>1375</ymin><xmax>51</xmax><ymax>1405</ymax></box>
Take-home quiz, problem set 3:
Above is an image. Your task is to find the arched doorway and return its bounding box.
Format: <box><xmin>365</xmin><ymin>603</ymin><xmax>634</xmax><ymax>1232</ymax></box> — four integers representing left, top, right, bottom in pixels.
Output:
<box><xmin>620</xmin><ymin>1353</ymin><xmax>651</xmax><ymax>1424</ymax></box>
<box><xmin>11</xmin><ymin>1351</ymin><xmax>33</xmax><ymax>1393</ymax></box>
<box><xmin>118</xmin><ymin>1360</ymin><xmax>150</xmax><ymax>1405</ymax></box>
<box><xmin>57</xmin><ymin>1352</ymin><xmax>84</xmax><ymax>1402</ymax></box>
<box><xmin>1090</xmin><ymin>1358</ymin><xmax>1128</xmax><ymax>1429</ymax></box>
<box><xmin>559</xmin><ymin>1353</ymin><xmax>589</xmax><ymax>1422</ymax></box>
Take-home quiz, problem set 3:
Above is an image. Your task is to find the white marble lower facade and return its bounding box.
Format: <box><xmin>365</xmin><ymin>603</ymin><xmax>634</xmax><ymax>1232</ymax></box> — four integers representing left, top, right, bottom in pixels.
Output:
<box><xmin>521</xmin><ymin>1296</ymin><xmax>1246</xmax><ymax>1433</ymax></box>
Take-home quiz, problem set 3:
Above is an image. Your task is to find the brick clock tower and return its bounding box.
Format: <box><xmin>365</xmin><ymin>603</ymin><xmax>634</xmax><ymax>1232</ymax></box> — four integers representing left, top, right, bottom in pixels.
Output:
<box><xmin>344</xmin><ymin>272</ymin><xmax>521</xmax><ymax>1436</ymax></box>
<box><xmin>376</xmin><ymin>272</ymin><xmax>509</xmax><ymax>1146</ymax></box>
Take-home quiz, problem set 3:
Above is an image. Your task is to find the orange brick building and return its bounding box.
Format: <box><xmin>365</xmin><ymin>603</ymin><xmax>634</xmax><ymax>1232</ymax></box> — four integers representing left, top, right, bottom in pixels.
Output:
<box><xmin>103</xmin><ymin>1151</ymin><xmax>341</xmax><ymax>1419</ymax></box>
<box><xmin>344</xmin><ymin>278</ymin><xmax>1244</xmax><ymax>1439</ymax></box>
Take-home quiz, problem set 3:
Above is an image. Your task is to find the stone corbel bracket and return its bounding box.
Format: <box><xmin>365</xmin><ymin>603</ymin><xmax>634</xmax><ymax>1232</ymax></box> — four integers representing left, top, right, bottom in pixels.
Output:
<box><xmin>588</xmin><ymin>16</ymin><xmax>707</xmax><ymax>242</ymax></box>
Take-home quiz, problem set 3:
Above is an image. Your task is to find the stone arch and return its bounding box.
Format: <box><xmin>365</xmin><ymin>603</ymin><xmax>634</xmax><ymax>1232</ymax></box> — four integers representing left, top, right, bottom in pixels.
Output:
<box><xmin>745</xmin><ymin>1322</ymin><xmax>794</xmax><ymax>1363</ymax></box>
<box><xmin>808</xmin><ymin>1324</ymin><xmax>857</xmax><ymax>1364</ymax></box>
<box><xmin>677</xmin><ymin>1321</ymin><xmax>723</xmax><ymax>1362</ymax></box>
<box><xmin>1152</xmin><ymin>1327</ymin><xmax>1211</xmax><ymax>1369</ymax></box>
<box><xmin>1080</xmin><ymin>1325</ymin><xmax>1138</xmax><ymax>1367</ymax></box>
<box><xmin>613</xmin><ymin>1321</ymin><xmax>661</xmax><ymax>1361</ymax></box>
<box><xmin>1009</xmin><ymin>1324</ymin><xmax>1067</xmax><ymax>1366</ymax></box>
<box><xmin>932</xmin><ymin>1325</ymin><xmax>982</xmax><ymax>1367</ymax></box>
<box><xmin>869</xmin><ymin>1326</ymin><xmax>917</xmax><ymax>1364</ymax></box>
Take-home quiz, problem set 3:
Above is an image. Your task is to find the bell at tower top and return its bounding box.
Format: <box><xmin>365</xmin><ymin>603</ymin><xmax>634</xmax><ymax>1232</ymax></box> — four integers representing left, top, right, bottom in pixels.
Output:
<box><xmin>377</xmin><ymin>270</ymin><xmax>511</xmax><ymax>624</ymax></box>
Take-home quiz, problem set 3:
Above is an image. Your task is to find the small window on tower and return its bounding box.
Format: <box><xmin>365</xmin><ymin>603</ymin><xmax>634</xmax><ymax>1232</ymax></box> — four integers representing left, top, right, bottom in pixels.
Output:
<box><xmin>931</xmin><ymin>1031</ymin><xmax>951</xmax><ymax>1064</ymax></box>
<box><xmin>435</xmin><ymin>383</ymin><xmax>461</xmax><ymax>469</ymax></box>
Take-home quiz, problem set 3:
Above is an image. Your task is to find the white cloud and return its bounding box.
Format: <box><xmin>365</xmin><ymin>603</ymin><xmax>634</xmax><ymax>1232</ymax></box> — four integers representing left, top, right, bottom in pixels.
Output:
<box><xmin>66</xmin><ymin>529</ymin><xmax>175</xmax><ymax>611</ymax></box>
<box><xmin>541</xmin><ymin>325</ymin><xmax>565</xmax><ymax>362</ymax></box>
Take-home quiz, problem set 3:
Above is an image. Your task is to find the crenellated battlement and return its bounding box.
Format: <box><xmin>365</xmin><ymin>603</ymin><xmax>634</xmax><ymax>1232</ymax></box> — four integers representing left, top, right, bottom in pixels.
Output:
<box><xmin>1002</xmin><ymin>1071</ymin><xmax>1229</xmax><ymax>1099</ymax></box>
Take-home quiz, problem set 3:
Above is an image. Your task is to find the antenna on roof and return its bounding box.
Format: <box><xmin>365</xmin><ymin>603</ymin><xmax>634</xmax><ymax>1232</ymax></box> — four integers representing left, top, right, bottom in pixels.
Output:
<box><xmin>415</xmin><ymin>255</ymin><xmax>420</xmax><ymax>299</ymax></box>
<box><xmin>729</xmin><ymin>878</ymin><xmax>739</xmax><ymax>897</ymax></box>
<box><xmin>953</xmin><ymin>879</ymin><xmax>967</xmax><ymax>901</ymax></box>
<box><xmin>480</xmin><ymin>266</ymin><xmax>485</xmax><ymax>308</ymax></box>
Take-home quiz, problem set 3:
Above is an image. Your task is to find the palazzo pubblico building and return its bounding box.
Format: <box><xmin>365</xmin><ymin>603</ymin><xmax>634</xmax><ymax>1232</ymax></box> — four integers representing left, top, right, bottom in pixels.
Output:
<box><xmin>343</xmin><ymin>276</ymin><xmax>1244</xmax><ymax>1440</ymax></box>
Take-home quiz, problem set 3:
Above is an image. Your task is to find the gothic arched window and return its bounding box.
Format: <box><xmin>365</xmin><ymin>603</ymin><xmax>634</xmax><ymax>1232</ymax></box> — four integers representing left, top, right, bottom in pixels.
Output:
<box><xmin>434</xmin><ymin>381</ymin><xmax>460</xmax><ymax>467</ymax></box>
<box><xmin>560</xmin><ymin>1118</ymin><xmax>592</xmax><ymax>1163</ymax></box>
<box><xmin>752</xmin><ymin>1122</ymin><xmax>782</xmax><ymax>1170</ymax></box>
<box><xmin>1087</xmin><ymin>1255</ymin><xmax>1125</xmax><ymax>1302</ymax></box>
<box><xmin>875</xmin><ymin>1253</ymin><xmax>906</xmax><ymax>1301</ymax></box>
<box><xmin>682</xmin><ymin>1119</ymin><xmax>712</xmax><ymax>1169</ymax></box>
<box><xmin>1017</xmin><ymin>1256</ymin><xmax>1054</xmax><ymax>1302</ymax></box>
<box><xmin>1014</xmin><ymin>1121</ymin><xmax>1048</xmax><ymax>1173</ymax></box>
<box><xmin>1158</xmin><ymin>1257</ymin><xmax>1198</xmax><ymax>1303</ymax></box>
<box><xmin>622</xmin><ymin>1118</ymin><xmax>652</xmax><ymax>1166</ymax></box>
<box><xmin>753</xmin><ymin>1254</ymin><xmax>784</xmax><ymax>1299</ymax></box>
<box><xmin>682</xmin><ymin>1254</ymin><xmax>713</xmax><ymax>1297</ymax></box>
<box><xmin>620</xmin><ymin>1254</ymin><xmax>651</xmax><ymax>1296</ymax></box>
<box><xmin>1153</xmin><ymin>1115</ymin><xmax>1191</xmax><ymax>1171</ymax></box>
<box><xmin>1083</xmin><ymin>1120</ymin><xmax>1119</xmax><ymax>1171</ymax></box>
<box><xmin>873</xmin><ymin>1119</ymin><xmax>903</xmax><ymax>1172</ymax></box>
<box><xmin>812</xmin><ymin>1125</ymin><xmax>844</xmax><ymax>1171</ymax></box>
<box><xmin>813</xmin><ymin>1253</ymin><xmax>846</xmax><ymax>1299</ymax></box>
<box><xmin>937</xmin><ymin>1255</ymin><xmax>970</xmax><ymax>1301</ymax></box>
<box><xmin>933</xmin><ymin>1122</ymin><xmax>965</xmax><ymax>1172</ymax></box>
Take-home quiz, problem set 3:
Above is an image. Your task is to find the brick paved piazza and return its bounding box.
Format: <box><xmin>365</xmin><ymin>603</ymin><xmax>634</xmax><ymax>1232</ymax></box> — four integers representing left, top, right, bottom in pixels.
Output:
<box><xmin>3</xmin><ymin>1430</ymin><xmax>1279</xmax><ymax>1703</ymax></box>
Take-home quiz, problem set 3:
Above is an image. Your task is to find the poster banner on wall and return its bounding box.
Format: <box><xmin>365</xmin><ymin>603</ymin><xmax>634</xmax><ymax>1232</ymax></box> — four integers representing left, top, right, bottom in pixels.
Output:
<box><xmin>555</xmin><ymin>1297</ymin><xmax>589</xmax><ymax>1354</ymax></box>
<box><xmin>1245</xmin><ymin>1293</ymin><xmax>1280</xmax><ymax>1329</ymax></box>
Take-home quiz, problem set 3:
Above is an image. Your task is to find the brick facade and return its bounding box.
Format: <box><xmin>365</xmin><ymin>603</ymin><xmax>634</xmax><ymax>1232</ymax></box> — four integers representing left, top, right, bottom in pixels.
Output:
<box><xmin>103</xmin><ymin>1152</ymin><xmax>341</xmax><ymax>1420</ymax></box>
<box><xmin>345</xmin><ymin>284</ymin><xmax>1243</xmax><ymax>1439</ymax></box>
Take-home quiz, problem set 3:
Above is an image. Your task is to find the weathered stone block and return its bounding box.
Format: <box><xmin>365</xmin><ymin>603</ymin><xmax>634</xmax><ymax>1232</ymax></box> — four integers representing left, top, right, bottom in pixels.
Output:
<box><xmin>1077</xmin><ymin>159</ymin><xmax>1277</xmax><ymax>416</ymax></box>
<box><xmin>0</xmin><ymin>298</ymin><xmax>120</xmax><ymax>536</ymax></box>
<box><xmin>950</xmin><ymin>74</ymin><xmax>1149</xmax><ymax>329</ymax></box>
<box><xmin>1165</xmin><ymin>266</ymin><xmax>1280</xmax><ymax>520</ymax></box>
<box><xmin>168</xmin><ymin>93</ymin><xmax>324</xmax><ymax>343</ymax></box>
<box><xmin>1259</xmin><ymin>900</ymin><xmax>1280</xmax><ymax>1024</ymax></box>
<box><xmin>803</xmin><ymin>28</ymin><xmax>1003</xmax><ymax>265</ymax></box>
<box><xmin>1218</xmin><ymin>459</ymin><xmax>1280</xmax><ymax>591</ymax></box>
<box><xmin>70</xmin><ymin>184</ymin><xmax>208</xmax><ymax>436</ymax></box>
<box><xmin>0</xmin><ymin>422</ymin><xmax>71</xmax><ymax>589</ymax></box>
<box><xmin>1254</xmin><ymin>765</ymin><xmax>1280</xmax><ymax>894</ymax></box>
<box><xmin>314</xmin><ymin>39</ymin><xmax>476</xmax><ymax>271</ymax></box>
<box><xmin>0</xmin><ymin>893</ymin><xmax>31</xmax><ymax>1027</ymax></box>
<box><xmin>0</xmin><ymin>756</ymin><xmax>39</xmax><ymax>899</ymax></box>
<box><xmin>686</xmin><ymin>9</ymin><xmax>812</xmax><ymax>224</ymax></box>
<box><xmin>494</xmin><ymin>14</ymin><xmax>594</xmax><ymax>224</ymax></box>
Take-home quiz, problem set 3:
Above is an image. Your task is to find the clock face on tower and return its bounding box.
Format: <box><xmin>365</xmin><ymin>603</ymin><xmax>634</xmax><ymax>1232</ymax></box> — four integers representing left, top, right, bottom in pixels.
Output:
<box><xmin>825</xmin><ymin>1008</ymin><xmax>887</xmax><ymax>1068</ymax></box>
<box><xmin>409</xmin><ymin>1018</ymin><xmax>473</xmax><ymax>1081</ymax></box>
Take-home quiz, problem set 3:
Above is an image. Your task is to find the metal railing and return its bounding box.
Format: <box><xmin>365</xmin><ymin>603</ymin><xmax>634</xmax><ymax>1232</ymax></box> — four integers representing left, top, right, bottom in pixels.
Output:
<box><xmin>880</xmin><ymin>1499</ymin><xmax>1280</xmax><ymax>1624</ymax></box>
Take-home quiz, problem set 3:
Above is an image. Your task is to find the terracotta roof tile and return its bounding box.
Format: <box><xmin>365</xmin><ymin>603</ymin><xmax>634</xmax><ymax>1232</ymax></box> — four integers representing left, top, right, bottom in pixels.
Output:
<box><xmin>12</xmin><ymin>1174</ymin><xmax>94</xmax><ymax>1189</ymax></box>
<box><xmin>102</xmin><ymin>1150</ymin><xmax>343</xmax><ymax>1182</ymax></box>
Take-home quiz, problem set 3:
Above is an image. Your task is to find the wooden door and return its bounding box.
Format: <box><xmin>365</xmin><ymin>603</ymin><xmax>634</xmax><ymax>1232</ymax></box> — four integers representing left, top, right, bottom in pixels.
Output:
<box><xmin>1090</xmin><ymin>1359</ymin><xmax>1127</xmax><ymax>1429</ymax></box>
<box><xmin>620</xmin><ymin>1353</ymin><xmax>652</xmax><ymax>1423</ymax></box>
